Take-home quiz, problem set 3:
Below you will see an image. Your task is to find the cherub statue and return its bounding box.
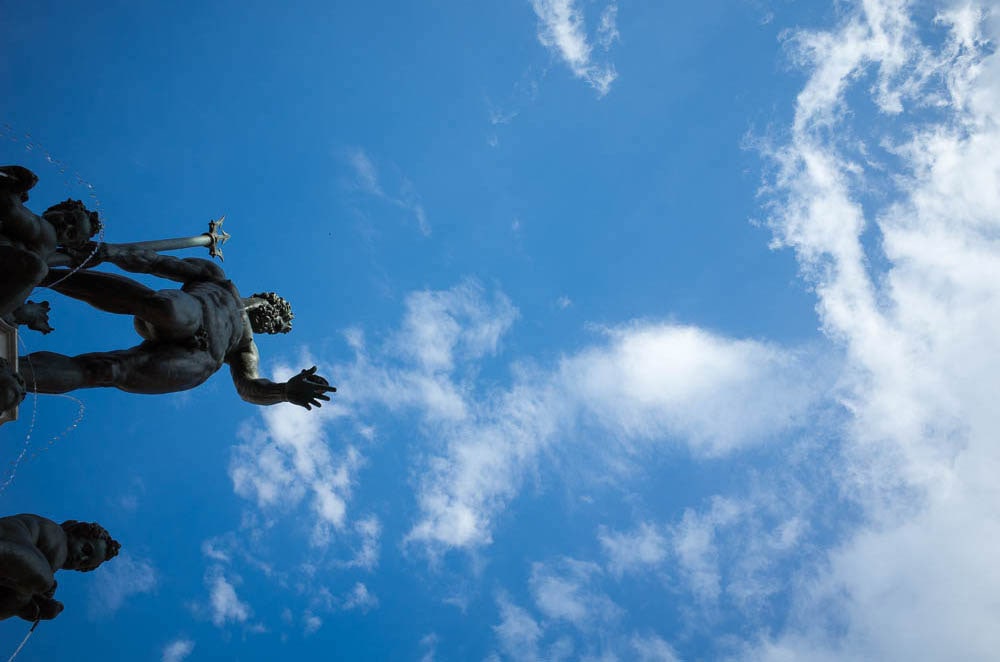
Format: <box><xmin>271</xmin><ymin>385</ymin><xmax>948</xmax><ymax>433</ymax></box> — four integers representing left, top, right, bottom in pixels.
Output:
<box><xmin>12</xmin><ymin>245</ymin><xmax>335</xmax><ymax>410</ymax></box>
<box><xmin>0</xmin><ymin>514</ymin><xmax>120</xmax><ymax>622</ymax></box>
<box><xmin>0</xmin><ymin>165</ymin><xmax>101</xmax><ymax>329</ymax></box>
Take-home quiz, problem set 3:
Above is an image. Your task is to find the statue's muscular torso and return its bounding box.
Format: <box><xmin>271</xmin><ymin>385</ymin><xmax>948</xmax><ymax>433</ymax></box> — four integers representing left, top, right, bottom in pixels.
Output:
<box><xmin>125</xmin><ymin>278</ymin><xmax>253</xmax><ymax>393</ymax></box>
<box><xmin>180</xmin><ymin>279</ymin><xmax>250</xmax><ymax>363</ymax></box>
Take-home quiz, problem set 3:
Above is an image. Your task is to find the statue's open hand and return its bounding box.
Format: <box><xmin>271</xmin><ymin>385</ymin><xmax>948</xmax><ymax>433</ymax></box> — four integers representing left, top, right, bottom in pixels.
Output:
<box><xmin>285</xmin><ymin>366</ymin><xmax>336</xmax><ymax>410</ymax></box>
<box><xmin>32</xmin><ymin>596</ymin><xmax>64</xmax><ymax>620</ymax></box>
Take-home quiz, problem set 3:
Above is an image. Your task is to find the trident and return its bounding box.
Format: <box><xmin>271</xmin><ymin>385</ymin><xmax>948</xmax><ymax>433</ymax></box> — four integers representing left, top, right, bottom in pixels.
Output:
<box><xmin>49</xmin><ymin>216</ymin><xmax>231</xmax><ymax>267</ymax></box>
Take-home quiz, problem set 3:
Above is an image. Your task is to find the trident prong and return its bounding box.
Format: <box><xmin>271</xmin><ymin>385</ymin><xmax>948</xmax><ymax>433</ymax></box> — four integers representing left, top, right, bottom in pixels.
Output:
<box><xmin>206</xmin><ymin>216</ymin><xmax>230</xmax><ymax>261</ymax></box>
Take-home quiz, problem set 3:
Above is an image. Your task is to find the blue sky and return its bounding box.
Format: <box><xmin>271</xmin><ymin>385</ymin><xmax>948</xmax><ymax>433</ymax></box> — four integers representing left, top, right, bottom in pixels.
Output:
<box><xmin>2</xmin><ymin>1</ymin><xmax>999</xmax><ymax>660</ymax></box>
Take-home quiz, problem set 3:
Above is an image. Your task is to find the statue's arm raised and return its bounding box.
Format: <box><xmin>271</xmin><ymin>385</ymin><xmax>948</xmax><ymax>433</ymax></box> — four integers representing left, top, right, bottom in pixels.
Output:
<box><xmin>228</xmin><ymin>339</ymin><xmax>336</xmax><ymax>409</ymax></box>
<box><xmin>61</xmin><ymin>243</ymin><xmax>224</xmax><ymax>281</ymax></box>
<box><xmin>101</xmin><ymin>247</ymin><xmax>226</xmax><ymax>283</ymax></box>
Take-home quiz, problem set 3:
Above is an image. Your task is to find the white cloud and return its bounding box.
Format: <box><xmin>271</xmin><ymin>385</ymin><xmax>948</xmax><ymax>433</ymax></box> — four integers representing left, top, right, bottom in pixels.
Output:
<box><xmin>743</xmin><ymin>1</ymin><xmax>1000</xmax><ymax>659</ymax></box>
<box><xmin>349</xmin><ymin>148</ymin><xmax>383</xmax><ymax>196</ymax></box>
<box><xmin>494</xmin><ymin>596</ymin><xmax>543</xmax><ymax>662</ymax></box>
<box><xmin>561</xmin><ymin>325</ymin><xmax>822</xmax><ymax>455</ymax></box>
<box><xmin>341</xmin><ymin>515</ymin><xmax>381</xmax><ymax>570</ymax></box>
<box><xmin>671</xmin><ymin>497</ymin><xmax>742</xmax><ymax>605</ymax></box>
<box><xmin>341</xmin><ymin>581</ymin><xmax>378</xmax><ymax>612</ymax></box>
<box><xmin>88</xmin><ymin>553</ymin><xmax>157</xmax><ymax>619</ymax></box>
<box><xmin>407</xmin><ymin>324</ymin><xmax>821</xmax><ymax>551</ymax></box>
<box><xmin>303</xmin><ymin>611</ymin><xmax>323</xmax><ymax>635</ymax></box>
<box><xmin>630</xmin><ymin>634</ymin><xmax>680</xmax><ymax>662</ymax></box>
<box><xmin>420</xmin><ymin>633</ymin><xmax>439</xmax><ymax>662</ymax></box>
<box><xmin>531</xmin><ymin>0</ymin><xmax>619</xmax><ymax>96</ymax></box>
<box><xmin>229</xmin><ymin>393</ymin><xmax>363</xmax><ymax>547</ymax></box>
<box><xmin>599</xmin><ymin>522</ymin><xmax>668</xmax><ymax>577</ymax></box>
<box><xmin>161</xmin><ymin>639</ymin><xmax>195</xmax><ymax>662</ymax></box>
<box><xmin>395</xmin><ymin>281</ymin><xmax>519</xmax><ymax>373</ymax></box>
<box><xmin>597</xmin><ymin>5</ymin><xmax>620</xmax><ymax>49</ymax></box>
<box><xmin>201</xmin><ymin>539</ymin><xmax>231</xmax><ymax>563</ymax></box>
<box><xmin>332</xmin><ymin>281</ymin><xmax>827</xmax><ymax>554</ymax></box>
<box><xmin>530</xmin><ymin>558</ymin><xmax>622</xmax><ymax>628</ymax></box>
<box><xmin>205</xmin><ymin>566</ymin><xmax>251</xmax><ymax>627</ymax></box>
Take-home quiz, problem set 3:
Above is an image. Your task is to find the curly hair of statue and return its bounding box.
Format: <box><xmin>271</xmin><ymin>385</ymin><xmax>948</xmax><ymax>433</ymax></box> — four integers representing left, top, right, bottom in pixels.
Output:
<box><xmin>247</xmin><ymin>291</ymin><xmax>293</xmax><ymax>335</ymax></box>
<box><xmin>60</xmin><ymin>520</ymin><xmax>121</xmax><ymax>565</ymax></box>
<box><xmin>41</xmin><ymin>199</ymin><xmax>103</xmax><ymax>237</ymax></box>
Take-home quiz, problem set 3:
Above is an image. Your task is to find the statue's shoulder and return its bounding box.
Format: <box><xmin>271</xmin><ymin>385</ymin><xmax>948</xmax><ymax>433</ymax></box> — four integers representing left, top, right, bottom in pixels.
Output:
<box><xmin>0</xmin><ymin>166</ymin><xmax>39</xmax><ymax>196</ymax></box>
<box><xmin>0</xmin><ymin>513</ymin><xmax>49</xmax><ymax>545</ymax></box>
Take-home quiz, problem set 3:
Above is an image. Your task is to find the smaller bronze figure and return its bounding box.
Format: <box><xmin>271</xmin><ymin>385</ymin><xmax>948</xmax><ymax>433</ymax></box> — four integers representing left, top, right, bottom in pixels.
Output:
<box><xmin>0</xmin><ymin>165</ymin><xmax>101</xmax><ymax>322</ymax></box>
<box><xmin>0</xmin><ymin>514</ymin><xmax>120</xmax><ymax>622</ymax></box>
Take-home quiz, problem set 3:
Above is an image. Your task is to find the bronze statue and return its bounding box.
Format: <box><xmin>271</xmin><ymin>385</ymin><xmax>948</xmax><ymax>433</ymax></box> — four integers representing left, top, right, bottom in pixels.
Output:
<box><xmin>16</xmin><ymin>244</ymin><xmax>336</xmax><ymax>409</ymax></box>
<box><xmin>0</xmin><ymin>514</ymin><xmax>120</xmax><ymax>621</ymax></box>
<box><xmin>0</xmin><ymin>165</ymin><xmax>101</xmax><ymax>325</ymax></box>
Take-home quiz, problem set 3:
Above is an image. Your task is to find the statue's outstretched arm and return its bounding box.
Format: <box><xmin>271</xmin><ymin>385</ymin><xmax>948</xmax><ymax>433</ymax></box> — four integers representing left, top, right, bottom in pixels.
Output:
<box><xmin>228</xmin><ymin>340</ymin><xmax>287</xmax><ymax>406</ymax></box>
<box><xmin>228</xmin><ymin>339</ymin><xmax>336</xmax><ymax>409</ymax></box>
<box><xmin>98</xmin><ymin>246</ymin><xmax>226</xmax><ymax>283</ymax></box>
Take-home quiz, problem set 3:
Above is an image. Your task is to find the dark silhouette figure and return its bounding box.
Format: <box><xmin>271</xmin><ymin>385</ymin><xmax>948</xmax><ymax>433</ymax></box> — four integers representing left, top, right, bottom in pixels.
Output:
<box><xmin>0</xmin><ymin>514</ymin><xmax>120</xmax><ymax>621</ymax></box>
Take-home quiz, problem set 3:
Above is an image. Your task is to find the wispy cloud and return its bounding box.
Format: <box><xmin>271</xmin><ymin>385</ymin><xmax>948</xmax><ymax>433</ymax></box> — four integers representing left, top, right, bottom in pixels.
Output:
<box><xmin>161</xmin><ymin>639</ymin><xmax>195</xmax><ymax>662</ymax></box>
<box><xmin>530</xmin><ymin>558</ymin><xmax>622</xmax><ymax>628</ymax></box>
<box><xmin>599</xmin><ymin>522</ymin><xmax>668</xmax><ymax>577</ymax></box>
<box><xmin>334</xmin><ymin>283</ymin><xmax>827</xmax><ymax>553</ymax></box>
<box><xmin>87</xmin><ymin>553</ymin><xmax>157</xmax><ymax>619</ymax></box>
<box><xmin>494</xmin><ymin>596</ymin><xmax>544</xmax><ymax>662</ymax></box>
<box><xmin>531</xmin><ymin>0</ymin><xmax>619</xmax><ymax>96</ymax></box>
<box><xmin>229</xmin><ymin>387</ymin><xmax>363</xmax><ymax>547</ymax></box>
<box><xmin>341</xmin><ymin>515</ymin><xmax>381</xmax><ymax>570</ymax></box>
<box><xmin>205</xmin><ymin>566</ymin><xmax>251</xmax><ymax>627</ymax></box>
<box><xmin>341</xmin><ymin>581</ymin><xmax>378</xmax><ymax>612</ymax></box>
<box><xmin>491</xmin><ymin>568</ymin><xmax>677</xmax><ymax>662</ymax></box>
<box><xmin>347</xmin><ymin>148</ymin><xmax>430</xmax><ymax>235</ymax></box>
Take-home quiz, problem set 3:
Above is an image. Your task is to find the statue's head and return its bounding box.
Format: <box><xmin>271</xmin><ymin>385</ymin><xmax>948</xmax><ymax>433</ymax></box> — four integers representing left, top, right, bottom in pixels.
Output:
<box><xmin>245</xmin><ymin>292</ymin><xmax>294</xmax><ymax>335</ymax></box>
<box><xmin>42</xmin><ymin>199</ymin><xmax>102</xmax><ymax>248</ymax></box>
<box><xmin>60</xmin><ymin>520</ymin><xmax>121</xmax><ymax>572</ymax></box>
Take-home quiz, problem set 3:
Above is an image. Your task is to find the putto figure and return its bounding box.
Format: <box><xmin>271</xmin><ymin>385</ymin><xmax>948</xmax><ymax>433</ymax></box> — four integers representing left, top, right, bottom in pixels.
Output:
<box><xmin>0</xmin><ymin>165</ymin><xmax>101</xmax><ymax>324</ymax></box>
<box><xmin>0</xmin><ymin>514</ymin><xmax>120</xmax><ymax>622</ymax></box>
<box><xmin>17</xmin><ymin>245</ymin><xmax>335</xmax><ymax>410</ymax></box>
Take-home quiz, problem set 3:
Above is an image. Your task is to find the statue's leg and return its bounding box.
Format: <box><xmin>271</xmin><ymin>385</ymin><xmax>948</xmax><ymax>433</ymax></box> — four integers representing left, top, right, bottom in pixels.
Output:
<box><xmin>42</xmin><ymin>269</ymin><xmax>157</xmax><ymax>316</ymax></box>
<box><xmin>22</xmin><ymin>343</ymin><xmax>216</xmax><ymax>395</ymax></box>
<box><xmin>42</xmin><ymin>270</ymin><xmax>202</xmax><ymax>338</ymax></box>
<box><xmin>0</xmin><ymin>246</ymin><xmax>46</xmax><ymax>317</ymax></box>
